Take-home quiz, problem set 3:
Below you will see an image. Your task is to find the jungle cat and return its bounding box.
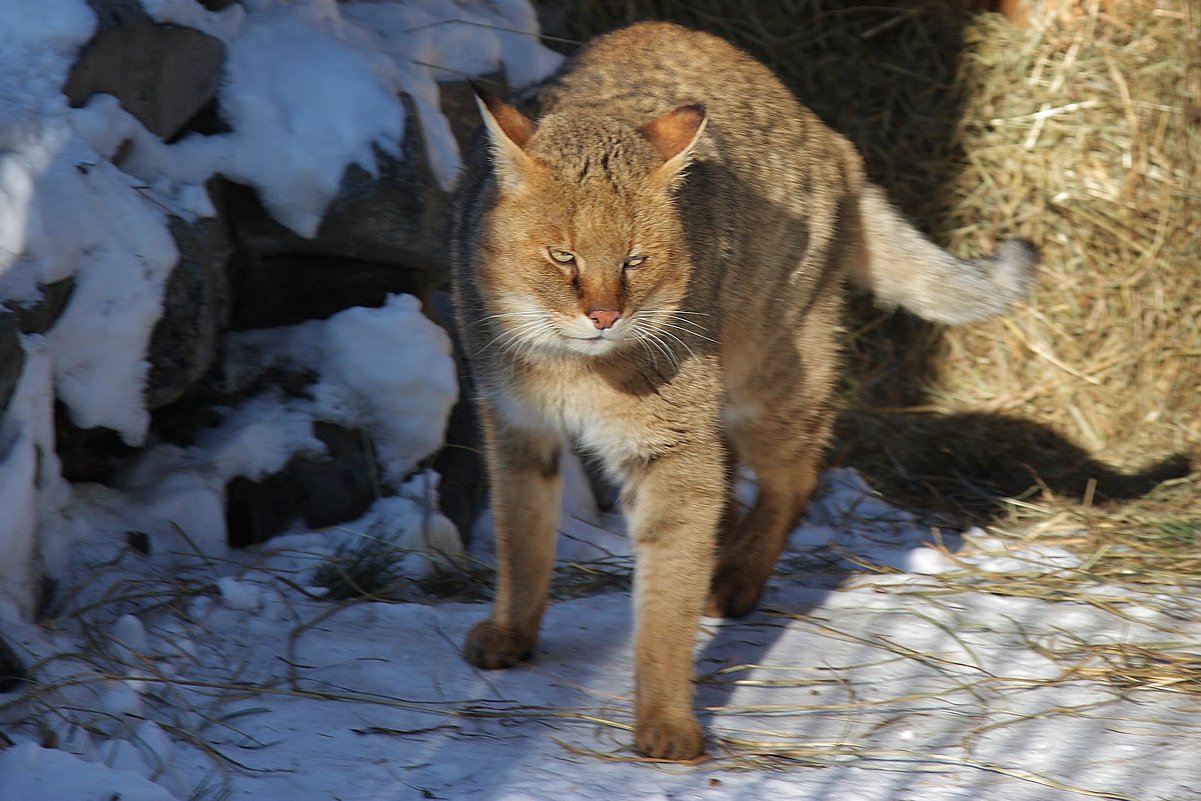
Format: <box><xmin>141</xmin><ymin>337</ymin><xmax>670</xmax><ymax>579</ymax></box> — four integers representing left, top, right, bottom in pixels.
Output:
<box><xmin>450</xmin><ymin>21</ymin><xmax>1037</xmax><ymax>760</ymax></box>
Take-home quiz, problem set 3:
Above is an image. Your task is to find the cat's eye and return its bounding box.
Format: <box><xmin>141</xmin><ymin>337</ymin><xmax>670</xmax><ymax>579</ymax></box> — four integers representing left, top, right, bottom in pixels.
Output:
<box><xmin>623</xmin><ymin>255</ymin><xmax>646</xmax><ymax>269</ymax></box>
<box><xmin>548</xmin><ymin>248</ymin><xmax>576</xmax><ymax>264</ymax></box>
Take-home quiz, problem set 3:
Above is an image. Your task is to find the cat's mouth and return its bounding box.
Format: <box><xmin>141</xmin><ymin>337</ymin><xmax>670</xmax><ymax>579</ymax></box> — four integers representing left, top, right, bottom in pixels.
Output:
<box><xmin>566</xmin><ymin>332</ymin><xmax>616</xmax><ymax>344</ymax></box>
<box><xmin>560</xmin><ymin>330</ymin><xmax>623</xmax><ymax>354</ymax></box>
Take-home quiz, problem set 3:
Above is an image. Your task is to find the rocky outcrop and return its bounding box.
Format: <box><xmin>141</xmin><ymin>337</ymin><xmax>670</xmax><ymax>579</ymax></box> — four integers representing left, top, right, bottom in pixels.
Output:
<box><xmin>31</xmin><ymin>4</ymin><xmax>495</xmax><ymax>556</ymax></box>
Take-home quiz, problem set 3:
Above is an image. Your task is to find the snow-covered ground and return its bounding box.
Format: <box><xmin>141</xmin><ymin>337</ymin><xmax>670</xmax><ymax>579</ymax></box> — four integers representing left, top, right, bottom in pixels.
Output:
<box><xmin>3</xmin><ymin>467</ymin><xmax>1199</xmax><ymax>801</ymax></box>
<box><xmin>2</xmin><ymin>1</ymin><xmax>1199</xmax><ymax>800</ymax></box>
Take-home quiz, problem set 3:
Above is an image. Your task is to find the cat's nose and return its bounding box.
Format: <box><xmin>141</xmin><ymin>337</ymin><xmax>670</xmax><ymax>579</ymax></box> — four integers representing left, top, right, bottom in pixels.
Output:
<box><xmin>587</xmin><ymin>309</ymin><xmax>622</xmax><ymax>330</ymax></box>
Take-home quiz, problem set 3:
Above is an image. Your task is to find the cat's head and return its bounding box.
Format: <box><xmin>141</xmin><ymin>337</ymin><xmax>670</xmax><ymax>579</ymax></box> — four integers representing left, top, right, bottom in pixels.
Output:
<box><xmin>471</xmin><ymin>91</ymin><xmax>706</xmax><ymax>360</ymax></box>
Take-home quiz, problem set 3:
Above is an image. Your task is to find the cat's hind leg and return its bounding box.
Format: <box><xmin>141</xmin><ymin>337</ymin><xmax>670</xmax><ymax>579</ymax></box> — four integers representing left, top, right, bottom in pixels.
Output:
<box><xmin>706</xmin><ymin>447</ymin><xmax>820</xmax><ymax>618</ymax></box>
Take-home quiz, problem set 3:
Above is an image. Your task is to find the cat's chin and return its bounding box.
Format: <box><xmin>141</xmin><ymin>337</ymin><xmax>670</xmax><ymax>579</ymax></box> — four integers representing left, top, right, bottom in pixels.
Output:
<box><xmin>558</xmin><ymin>333</ymin><xmax>623</xmax><ymax>357</ymax></box>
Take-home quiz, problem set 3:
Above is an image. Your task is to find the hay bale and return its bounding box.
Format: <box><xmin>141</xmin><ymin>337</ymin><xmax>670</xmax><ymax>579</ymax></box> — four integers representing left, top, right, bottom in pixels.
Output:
<box><xmin>943</xmin><ymin>0</ymin><xmax>1200</xmax><ymax>464</ymax></box>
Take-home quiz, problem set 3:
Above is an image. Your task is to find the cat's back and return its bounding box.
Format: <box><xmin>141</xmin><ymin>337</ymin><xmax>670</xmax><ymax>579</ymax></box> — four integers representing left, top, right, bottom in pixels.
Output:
<box><xmin>539</xmin><ymin>23</ymin><xmax>849</xmax><ymax>179</ymax></box>
<box><xmin>544</xmin><ymin>22</ymin><xmax>787</xmax><ymax>120</ymax></box>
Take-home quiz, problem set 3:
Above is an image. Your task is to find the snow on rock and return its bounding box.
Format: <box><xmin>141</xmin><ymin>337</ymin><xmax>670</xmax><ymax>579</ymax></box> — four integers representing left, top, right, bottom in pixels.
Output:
<box><xmin>0</xmin><ymin>390</ymin><xmax>38</xmax><ymax>619</ymax></box>
<box><xmin>172</xmin><ymin>2</ymin><xmax>407</xmax><ymax>236</ymax></box>
<box><xmin>67</xmin><ymin>468</ymin><xmax>229</xmax><ymax>566</ymax></box>
<box><xmin>340</xmin><ymin>0</ymin><xmax>564</xmax><ymax>187</ymax></box>
<box><xmin>134</xmin><ymin>0</ymin><xmax>564</xmax><ymax>234</ymax></box>
<box><xmin>140</xmin><ymin>0</ymin><xmax>247</xmax><ymax>40</ymax></box>
<box><xmin>316</xmin><ymin>295</ymin><xmax>459</xmax><ymax>480</ymax></box>
<box><xmin>224</xmin><ymin>293</ymin><xmax>458</xmax><ymax>483</ymax></box>
<box><xmin>0</xmin><ymin>339</ymin><xmax>69</xmax><ymax>618</ymax></box>
<box><xmin>1</xmin><ymin>5</ymin><xmax>177</xmax><ymax>446</ymax></box>
<box><xmin>44</xmin><ymin>155</ymin><xmax>178</xmax><ymax>443</ymax></box>
<box><xmin>190</xmin><ymin>395</ymin><xmax>325</xmax><ymax>482</ymax></box>
<box><xmin>41</xmin><ymin>293</ymin><xmax>458</xmax><ymax>570</ymax></box>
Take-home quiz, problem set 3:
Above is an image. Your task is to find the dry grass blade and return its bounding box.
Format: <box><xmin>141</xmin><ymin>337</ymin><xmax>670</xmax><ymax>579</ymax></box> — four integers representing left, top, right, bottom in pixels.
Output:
<box><xmin>1042</xmin><ymin>640</ymin><xmax>1201</xmax><ymax>694</ymax></box>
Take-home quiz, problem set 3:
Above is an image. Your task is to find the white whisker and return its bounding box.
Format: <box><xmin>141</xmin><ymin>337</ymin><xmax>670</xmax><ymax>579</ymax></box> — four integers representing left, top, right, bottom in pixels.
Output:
<box><xmin>473</xmin><ymin>310</ymin><xmax>546</xmax><ymax>328</ymax></box>
<box><xmin>633</xmin><ymin>326</ymin><xmax>680</xmax><ymax>371</ymax></box>
<box><xmin>629</xmin><ymin>329</ymin><xmax>659</xmax><ymax>370</ymax></box>
<box><xmin>656</xmin><ymin>328</ymin><xmax>696</xmax><ymax>361</ymax></box>
<box><xmin>476</xmin><ymin>318</ymin><xmax>550</xmax><ymax>358</ymax></box>
<box><xmin>660</xmin><ymin>320</ymin><xmax>717</xmax><ymax>345</ymax></box>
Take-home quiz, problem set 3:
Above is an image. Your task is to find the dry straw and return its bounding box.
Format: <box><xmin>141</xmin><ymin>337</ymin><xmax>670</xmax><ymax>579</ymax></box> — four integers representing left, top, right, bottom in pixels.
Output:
<box><xmin>943</xmin><ymin>0</ymin><xmax>1199</xmax><ymax>466</ymax></box>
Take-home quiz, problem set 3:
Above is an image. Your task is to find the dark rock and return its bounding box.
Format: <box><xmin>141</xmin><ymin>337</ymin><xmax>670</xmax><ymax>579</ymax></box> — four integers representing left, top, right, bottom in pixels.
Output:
<box><xmin>65</xmin><ymin>22</ymin><xmax>226</xmax><ymax>141</ymax></box>
<box><xmin>227</xmin><ymin>249</ymin><xmax>428</xmax><ymax>330</ymax></box>
<box><xmin>223</xmin><ymin>92</ymin><xmax>453</xmax><ymax>319</ymax></box>
<box><xmin>125</xmin><ymin>530</ymin><xmax>151</xmax><ymax>555</ymax></box>
<box><xmin>225</xmin><ymin>474</ymin><xmax>293</xmax><ymax>549</ymax></box>
<box><xmin>0</xmin><ymin>632</ymin><xmax>28</xmax><ymax>694</ymax></box>
<box><xmin>296</xmin><ymin>422</ymin><xmax>380</xmax><ymax>528</ymax></box>
<box><xmin>0</xmin><ymin>312</ymin><xmax>23</xmax><ymax>424</ymax></box>
<box><xmin>2</xmin><ymin>278</ymin><xmax>76</xmax><ymax>336</ymax></box>
<box><xmin>146</xmin><ymin>214</ymin><xmax>232</xmax><ymax>409</ymax></box>
<box><xmin>173</xmin><ymin>96</ymin><xmax>233</xmax><ymax>139</ymax></box>
<box><xmin>55</xmin><ymin>400</ymin><xmax>137</xmax><ymax>484</ymax></box>
<box><xmin>197</xmin><ymin>0</ymin><xmax>238</xmax><ymax>9</ymax></box>
<box><xmin>438</xmin><ymin>73</ymin><xmax>502</xmax><ymax>155</ymax></box>
<box><xmin>225</xmin><ymin>421</ymin><xmax>379</xmax><ymax>547</ymax></box>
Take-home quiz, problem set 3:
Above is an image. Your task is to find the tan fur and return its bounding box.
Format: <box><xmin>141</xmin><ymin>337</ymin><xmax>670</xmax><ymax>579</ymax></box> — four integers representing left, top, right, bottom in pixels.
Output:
<box><xmin>451</xmin><ymin>21</ymin><xmax>1037</xmax><ymax>760</ymax></box>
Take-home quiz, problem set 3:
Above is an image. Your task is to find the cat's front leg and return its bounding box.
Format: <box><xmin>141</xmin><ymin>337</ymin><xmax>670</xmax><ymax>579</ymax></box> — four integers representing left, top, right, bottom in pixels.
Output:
<box><xmin>622</xmin><ymin>446</ymin><xmax>725</xmax><ymax>760</ymax></box>
<box><xmin>465</xmin><ymin>401</ymin><xmax>562</xmax><ymax>669</ymax></box>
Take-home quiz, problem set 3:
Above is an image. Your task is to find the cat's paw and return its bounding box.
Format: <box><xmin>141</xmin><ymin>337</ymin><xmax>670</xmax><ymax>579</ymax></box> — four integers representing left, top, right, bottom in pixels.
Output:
<box><xmin>464</xmin><ymin>620</ymin><xmax>535</xmax><ymax>669</ymax></box>
<box><xmin>635</xmin><ymin>713</ymin><xmax>705</xmax><ymax>761</ymax></box>
<box><xmin>705</xmin><ymin>566</ymin><xmax>766</xmax><ymax>618</ymax></box>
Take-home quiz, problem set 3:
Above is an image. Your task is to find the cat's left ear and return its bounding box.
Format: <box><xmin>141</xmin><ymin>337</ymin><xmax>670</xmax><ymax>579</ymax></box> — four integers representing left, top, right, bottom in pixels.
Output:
<box><xmin>472</xmin><ymin>84</ymin><xmax>539</xmax><ymax>192</ymax></box>
<box><xmin>640</xmin><ymin>105</ymin><xmax>707</xmax><ymax>189</ymax></box>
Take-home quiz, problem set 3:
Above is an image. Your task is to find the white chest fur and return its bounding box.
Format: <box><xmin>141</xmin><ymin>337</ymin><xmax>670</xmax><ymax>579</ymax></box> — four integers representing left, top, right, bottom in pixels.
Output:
<box><xmin>487</xmin><ymin>365</ymin><xmax>654</xmax><ymax>471</ymax></box>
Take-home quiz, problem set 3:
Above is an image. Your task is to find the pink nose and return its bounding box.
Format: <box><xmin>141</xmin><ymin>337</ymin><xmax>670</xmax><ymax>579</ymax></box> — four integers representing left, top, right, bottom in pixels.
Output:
<box><xmin>588</xmin><ymin>309</ymin><xmax>621</xmax><ymax>330</ymax></box>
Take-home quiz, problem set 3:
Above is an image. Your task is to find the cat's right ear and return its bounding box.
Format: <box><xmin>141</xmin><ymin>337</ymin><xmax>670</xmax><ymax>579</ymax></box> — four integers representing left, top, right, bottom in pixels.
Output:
<box><xmin>472</xmin><ymin>84</ymin><xmax>539</xmax><ymax>192</ymax></box>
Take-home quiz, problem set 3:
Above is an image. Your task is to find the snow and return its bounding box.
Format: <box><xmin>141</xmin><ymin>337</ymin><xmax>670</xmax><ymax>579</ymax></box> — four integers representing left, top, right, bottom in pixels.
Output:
<box><xmin>0</xmin><ymin>744</ymin><xmax>175</xmax><ymax>801</ymax></box>
<box><xmin>2</xmin><ymin>473</ymin><xmax>1199</xmax><ymax>800</ymax></box>
<box><xmin>2</xmin><ymin>1</ymin><xmax>1199</xmax><ymax>800</ymax></box>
